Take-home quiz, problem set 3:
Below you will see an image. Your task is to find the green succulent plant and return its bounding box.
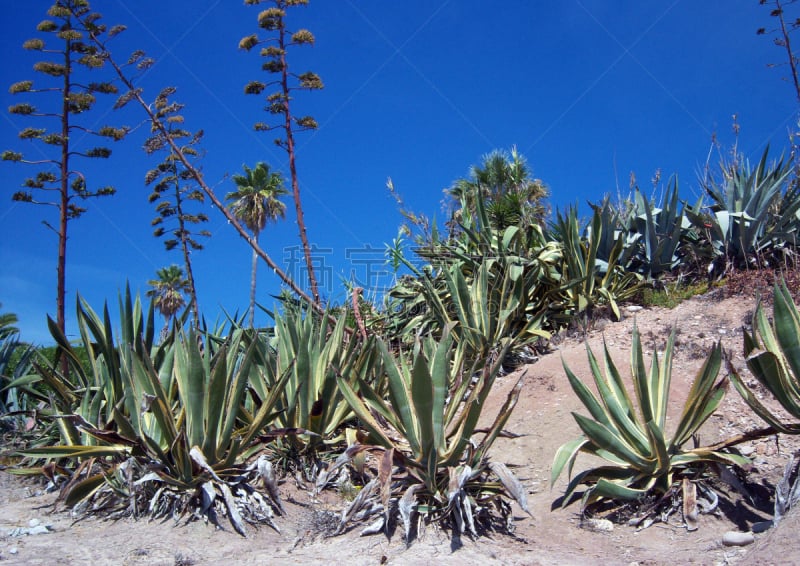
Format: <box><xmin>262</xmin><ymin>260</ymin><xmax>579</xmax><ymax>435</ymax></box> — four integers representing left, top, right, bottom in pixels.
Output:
<box><xmin>254</xmin><ymin>307</ymin><xmax>382</xmax><ymax>472</ymax></box>
<box><xmin>3</xmin><ymin>288</ymin><xmax>157</xmax><ymax>451</ymax></box>
<box><xmin>626</xmin><ymin>179</ymin><xmax>691</xmax><ymax>279</ymax></box>
<box><xmin>14</xmin><ymin>295</ymin><xmax>289</xmax><ymax>536</ymax></box>
<box><xmin>686</xmin><ymin>147</ymin><xmax>796</xmax><ymax>275</ymax></box>
<box><xmin>334</xmin><ymin>327</ymin><xmax>530</xmax><ymax>539</ymax></box>
<box><xmin>0</xmin><ymin>311</ymin><xmax>37</xmax><ymax>433</ymax></box>
<box><xmin>384</xmin><ymin>222</ymin><xmax>559</xmax><ymax>367</ymax></box>
<box><xmin>552</xmin><ymin>324</ymin><xmax>748</xmax><ymax>518</ymax></box>
<box><xmin>730</xmin><ymin>280</ymin><xmax>800</xmax><ymax>434</ymax></box>
<box><xmin>552</xmin><ymin>204</ymin><xmax>641</xmax><ymax>320</ymax></box>
<box><xmin>729</xmin><ymin>280</ymin><xmax>800</xmax><ymax>525</ymax></box>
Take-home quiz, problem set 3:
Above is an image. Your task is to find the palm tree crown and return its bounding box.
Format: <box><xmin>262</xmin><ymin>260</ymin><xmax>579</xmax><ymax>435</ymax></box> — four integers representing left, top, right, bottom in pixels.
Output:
<box><xmin>147</xmin><ymin>264</ymin><xmax>190</xmax><ymax>322</ymax></box>
<box><xmin>225</xmin><ymin>162</ymin><xmax>289</xmax><ymax>327</ymax></box>
<box><xmin>447</xmin><ymin>147</ymin><xmax>549</xmax><ymax>231</ymax></box>
<box><xmin>226</xmin><ymin>162</ymin><xmax>289</xmax><ymax>235</ymax></box>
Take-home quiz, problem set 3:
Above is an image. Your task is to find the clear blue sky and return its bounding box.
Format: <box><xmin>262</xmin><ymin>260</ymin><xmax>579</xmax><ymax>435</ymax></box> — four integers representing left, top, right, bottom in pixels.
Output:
<box><xmin>1</xmin><ymin>1</ymin><xmax>797</xmax><ymax>344</ymax></box>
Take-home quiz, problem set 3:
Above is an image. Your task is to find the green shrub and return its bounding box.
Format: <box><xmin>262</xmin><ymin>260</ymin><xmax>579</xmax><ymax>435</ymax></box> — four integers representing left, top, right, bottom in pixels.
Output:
<box><xmin>638</xmin><ymin>280</ymin><xmax>714</xmax><ymax>309</ymax></box>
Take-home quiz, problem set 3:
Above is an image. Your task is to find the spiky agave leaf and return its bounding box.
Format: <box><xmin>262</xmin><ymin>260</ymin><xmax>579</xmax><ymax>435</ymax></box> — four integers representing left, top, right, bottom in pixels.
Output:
<box><xmin>336</xmin><ymin>330</ymin><xmax>528</xmax><ymax>540</ymax></box>
<box><xmin>730</xmin><ymin>281</ymin><xmax>800</xmax><ymax>434</ymax></box>
<box><xmin>553</xmin><ymin>321</ymin><xmax>747</xmax><ymax>517</ymax></box>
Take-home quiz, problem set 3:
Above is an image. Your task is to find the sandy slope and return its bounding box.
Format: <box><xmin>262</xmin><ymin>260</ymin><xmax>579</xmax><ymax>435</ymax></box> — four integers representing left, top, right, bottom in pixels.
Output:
<box><xmin>2</xmin><ymin>290</ymin><xmax>800</xmax><ymax>565</ymax></box>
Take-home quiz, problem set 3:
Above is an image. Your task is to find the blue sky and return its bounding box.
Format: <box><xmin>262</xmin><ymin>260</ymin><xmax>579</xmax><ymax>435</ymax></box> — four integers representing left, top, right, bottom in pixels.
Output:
<box><xmin>1</xmin><ymin>1</ymin><xmax>797</xmax><ymax>344</ymax></box>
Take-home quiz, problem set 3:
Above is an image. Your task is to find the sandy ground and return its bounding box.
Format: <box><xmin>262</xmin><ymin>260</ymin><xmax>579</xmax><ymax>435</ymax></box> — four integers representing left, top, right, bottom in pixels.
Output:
<box><xmin>2</xmin><ymin>289</ymin><xmax>800</xmax><ymax>565</ymax></box>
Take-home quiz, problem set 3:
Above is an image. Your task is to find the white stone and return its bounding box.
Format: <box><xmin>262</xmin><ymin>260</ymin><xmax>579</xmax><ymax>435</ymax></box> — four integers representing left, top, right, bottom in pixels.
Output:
<box><xmin>582</xmin><ymin>518</ymin><xmax>614</xmax><ymax>532</ymax></box>
<box><xmin>722</xmin><ymin>531</ymin><xmax>755</xmax><ymax>546</ymax></box>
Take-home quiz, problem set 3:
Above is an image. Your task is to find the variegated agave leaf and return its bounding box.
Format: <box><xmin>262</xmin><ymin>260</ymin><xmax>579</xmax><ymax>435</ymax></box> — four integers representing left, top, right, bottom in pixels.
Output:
<box><xmin>336</xmin><ymin>330</ymin><xmax>528</xmax><ymax>539</ymax></box>
<box><xmin>732</xmin><ymin>281</ymin><xmax>800</xmax><ymax>430</ymax></box>
<box><xmin>553</xmin><ymin>321</ymin><xmax>746</xmax><ymax>515</ymax></box>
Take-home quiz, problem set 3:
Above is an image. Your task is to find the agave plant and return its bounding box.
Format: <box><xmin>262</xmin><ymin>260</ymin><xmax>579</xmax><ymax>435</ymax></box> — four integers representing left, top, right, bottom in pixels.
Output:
<box><xmin>730</xmin><ymin>280</ymin><xmax>800</xmax><ymax>433</ymax></box>
<box><xmin>250</xmin><ymin>307</ymin><xmax>382</xmax><ymax>474</ymax></box>
<box><xmin>14</xmin><ymin>295</ymin><xmax>290</xmax><ymax>536</ymax></box>
<box><xmin>623</xmin><ymin>180</ymin><xmax>693</xmax><ymax>279</ymax></box>
<box><xmin>333</xmin><ymin>327</ymin><xmax>530</xmax><ymax>539</ymax></box>
<box><xmin>552</xmin><ymin>205</ymin><xmax>641</xmax><ymax>321</ymax></box>
<box><xmin>728</xmin><ymin>280</ymin><xmax>800</xmax><ymax>525</ymax></box>
<box><xmin>381</xmin><ymin>269</ymin><xmax>442</xmax><ymax>343</ymax></box>
<box><xmin>586</xmin><ymin>196</ymin><xmax>637</xmax><ymax>271</ymax></box>
<box><xmin>383</xmin><ymin>193</ymin><xmax>564</xmax><ymax>356</ymax></box>
<box><xmin>551</xmin><ymin>324</ymin><xmax>748</xmax><ymax>525</ymax></box>
<box><xmin>0</xmin><ymin>311</ymin><xmax>36</xmax><ymax>433</ymax></box>
<box><xmin>2</xmin><ymin>288</ymin><xmax>158</xmax><ymax>453</ymax></box>
<box><xmin>686</xmin><ymin>147</ymin><xmax>796</xmax><ymax>275</ymax></box>
<box><xmin>394</xmin><ymin>198</ymin><xmax>562</xmax><ymax>352</ymax></box>
<box><xmin>436</xmin><ymin>259</ymin><xmax>553</xmax><ymax>365</ymax></box>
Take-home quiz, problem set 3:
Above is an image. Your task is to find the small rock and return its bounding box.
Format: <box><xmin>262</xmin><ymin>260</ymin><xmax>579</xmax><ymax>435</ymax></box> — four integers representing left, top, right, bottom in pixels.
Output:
<box><xmin>722</xmin><ymin>531</ymin><xmax>755</xmax><ymax>546</ymax></box>
<box><xmin>582</xmin><ymin>518</ymin><xmax>614</xmax><ymax>532</ymax></box>
<box><xmin>28</xmin><ymin>518</ymin><xmax>40</xmax><ymax>528</ymax></box>
<box><xmin>28</xmin><ymin>525</ymin><xmax>51</xmax><ymax>536</ymax></box>
<box><xmin>627</xmin><ymin>306</ymin><xmax>643</xmax><ymax>312</ymax></box>
<box><xmin>718</xmin><ymin>329</ymin><xmax>728</xmax><ymax>335</ymax></box>
<box><xmin>752</xmin><ymin>520</ymin><xmax>774</xmax><ymax>533</ymax></box>
<box><xmin>739</xmin><ymin>445</ymin><xmax>755</xmax><ymax>456</ymax></box>
<box><xmin>9</xmin><ymin>547</ymin><xmax>18</xmax><ymax>555</ymax></box>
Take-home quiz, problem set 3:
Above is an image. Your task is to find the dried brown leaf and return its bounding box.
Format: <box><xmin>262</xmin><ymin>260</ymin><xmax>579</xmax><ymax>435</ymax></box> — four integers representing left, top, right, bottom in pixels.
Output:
<box><xmin>683</xmin><ymin>478</ymin><xmax>698</xmax><ymax>532</ymax></box>
<box><xmin>489</xmin><ymin>461</ymin><xmax>532</xmax><ymax>517</ymax></box>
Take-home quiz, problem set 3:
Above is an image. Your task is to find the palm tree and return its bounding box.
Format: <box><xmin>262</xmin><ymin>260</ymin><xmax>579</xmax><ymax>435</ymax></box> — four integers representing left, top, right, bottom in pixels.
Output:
<box><xmin>226</xmin><ymin>162</ymin><xmax>289</xmax><ymax>327</ymax></box>
<box><xmin>147</xmin><ymin>265</ymin><xmax>190</xmax><ymax>337</ymax></box>
<box><xmin>447</xmin><ymin>146</ymin><xmax>549</xmax><ymax>232</ymax></box>
<box><xmin>0</xmin><ymin>308</ymin><xmax>20</xmax><ymax>341</ymax></box>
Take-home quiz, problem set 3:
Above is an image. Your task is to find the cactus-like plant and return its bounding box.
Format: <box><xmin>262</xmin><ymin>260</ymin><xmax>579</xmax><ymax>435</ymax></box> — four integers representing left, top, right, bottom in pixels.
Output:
<box><xmin>552</xmin><ymin>324</ymin><xmax>748</xmax><ymax>523</ymax></box>
<box><xmin>686</xmin><ymin>147</ymin><xmax>796</xmax><ymax>275</ymax></box>
<box><xmin>552</xmin><ymin>204</ymin><xmax>641</xmax><ymax>320</ymax></box>
<box><xmin>334</xmin><ymin>327</ymin><xmax>530</xmax><ymax>539</ymax></box>
<box><xmin>14</xmin><ymin>294</ymin><xmax>289</xmax><ymax>536</ymax></box>
<box><xmin>730</xmin><ymin>280</ymin><xmax>800</xmax><ymax>433</ymax></box>
<box><xmin>729</xmin><ymin>279</ymin><xmax>800</xmax><ymax>525</ymax></box>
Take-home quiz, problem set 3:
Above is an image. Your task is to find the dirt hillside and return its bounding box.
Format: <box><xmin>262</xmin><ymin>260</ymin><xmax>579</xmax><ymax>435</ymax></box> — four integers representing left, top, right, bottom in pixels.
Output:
<box><xmin>2</xmin><ymin>288</ymin><xmax>800</xmax><ymax>565</ymax></box>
